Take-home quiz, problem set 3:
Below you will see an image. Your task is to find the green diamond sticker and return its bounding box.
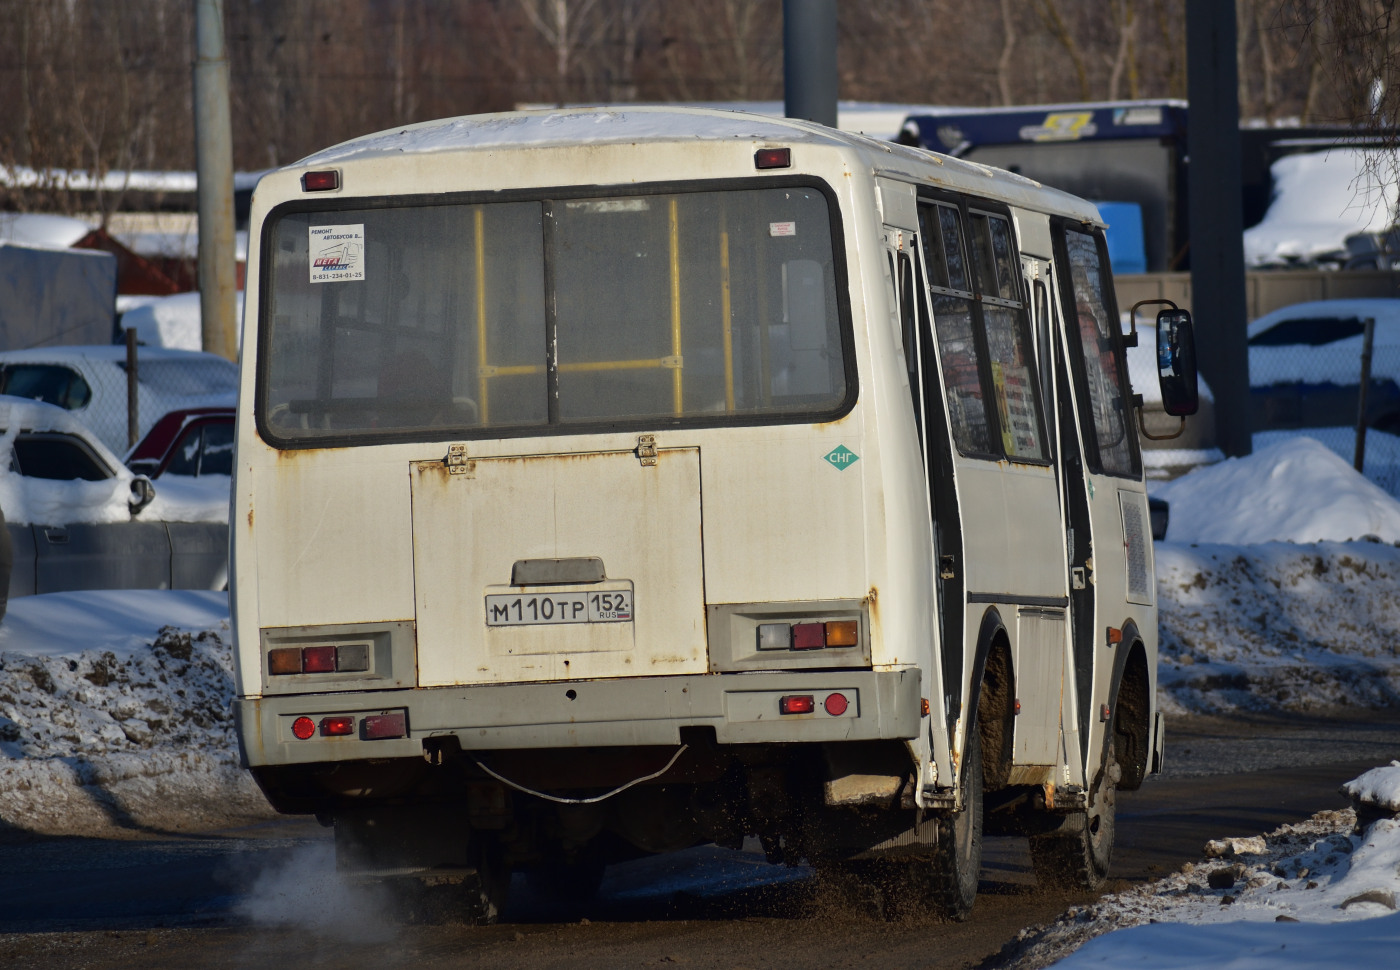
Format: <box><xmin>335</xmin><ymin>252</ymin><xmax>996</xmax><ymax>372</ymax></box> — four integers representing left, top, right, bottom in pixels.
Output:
<box><xmin>823</xmin><ymin>445</ymin><xmax>860</xmax><ymax>470</ymax></box>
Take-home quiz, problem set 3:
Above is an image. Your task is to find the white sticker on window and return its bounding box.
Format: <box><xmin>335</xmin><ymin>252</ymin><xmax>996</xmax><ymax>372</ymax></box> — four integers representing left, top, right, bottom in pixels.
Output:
<box><xmin>309</xmin><ymin>225</ymin><xmax>365</xmax><ymax>283</ymax></box>
<box><xmin>769</xmin><ymin>221</ymin><xmax>797</xmax><ymax>237</ymax></box>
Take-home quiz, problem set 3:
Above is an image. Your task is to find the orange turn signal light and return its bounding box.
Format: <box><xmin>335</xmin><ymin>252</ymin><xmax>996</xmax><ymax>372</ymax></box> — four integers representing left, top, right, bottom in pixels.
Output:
<box><xmin>824</xmin><ymin>620</ymin><xmax>859</xmax><ymax>647</ymax></box>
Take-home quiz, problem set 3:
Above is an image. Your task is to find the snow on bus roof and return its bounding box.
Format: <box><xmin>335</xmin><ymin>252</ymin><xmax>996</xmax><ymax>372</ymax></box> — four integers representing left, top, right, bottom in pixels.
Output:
<box><xmin>296</xmin><ymin>106</ymin><xmax>1104</xmax><ymax>226</ymax></box>
<box><xmin>300</xmin><ymin>106</ymin><xmax>843</xmax><ymax>163</ymax></box>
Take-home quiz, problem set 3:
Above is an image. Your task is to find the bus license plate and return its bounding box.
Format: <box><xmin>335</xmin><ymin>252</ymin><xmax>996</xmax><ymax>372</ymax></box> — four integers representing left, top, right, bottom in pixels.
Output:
<box><xmin>485</xmin><ymin>591</ymin><xmax>633</xmax><ymax>626</ymax></box>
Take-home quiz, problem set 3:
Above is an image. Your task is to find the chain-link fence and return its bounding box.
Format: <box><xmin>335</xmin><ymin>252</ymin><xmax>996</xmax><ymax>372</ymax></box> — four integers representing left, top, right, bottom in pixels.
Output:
<box><xmin>0</xmin><ymin>342</ymin><xmax>238</xmax><ymax>459</ymax></box>
<box><xmin>1249</xmin><ymin>337</ymin><xmax>1400</xmax><ymax>498</ymax></box>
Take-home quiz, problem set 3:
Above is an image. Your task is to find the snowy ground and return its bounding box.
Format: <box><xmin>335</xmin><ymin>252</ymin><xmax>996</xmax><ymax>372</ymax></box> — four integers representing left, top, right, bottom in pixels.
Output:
<box><xmin>1</xmin><ymin>434</ymin><xmax>1400</xmax><ymax>967</ymax></box>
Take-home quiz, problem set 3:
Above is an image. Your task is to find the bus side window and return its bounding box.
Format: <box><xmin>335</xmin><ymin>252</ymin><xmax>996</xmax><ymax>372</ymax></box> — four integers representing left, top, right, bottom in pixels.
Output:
<box><xmin>919</xmin><ymin>203</ymin><xmax>996</xmax><ymax>457</ymax></box>
<box><xmin>968</xmin><ymin>211</ymin><xmax>1048</xmax><ymax>462</ymax></box>
<box><xmin>896</xmin><ymin>250</ymin><xmax>925</xmax><ymax>451</ymax></box>
<box><xmin>1057</xmin><ymin>227</ymin><xmax>1138</xmax><ymax>477</ymax></box>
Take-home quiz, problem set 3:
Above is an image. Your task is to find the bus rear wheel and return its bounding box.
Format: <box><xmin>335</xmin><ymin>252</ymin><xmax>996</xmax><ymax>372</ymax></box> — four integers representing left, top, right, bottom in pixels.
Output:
<box><xmin>927</xmin><ymin>722</ymin><xmax>984</xmax><ymax>920</ymax></box>
<box><xmin>1029</xmin><ymin>739</ymin><xmax>1117</xmax><ymax>891</ymax></box>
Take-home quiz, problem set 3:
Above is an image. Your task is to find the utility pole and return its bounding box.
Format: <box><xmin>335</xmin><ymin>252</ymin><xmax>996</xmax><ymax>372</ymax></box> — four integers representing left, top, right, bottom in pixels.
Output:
<box><xmin>1186</xmin><ymin>0</ymin><xmax>1251</xmax><ymax>457</ymax></box>
<box><xmin>194</xmin><ymin>0</ymin><xmax>238</xmax><ymax>362</ymax></box>
<box><xmin>783</xmin><ymin>0</ymin><xmax>838</xmax><ymax>128</ymax></box>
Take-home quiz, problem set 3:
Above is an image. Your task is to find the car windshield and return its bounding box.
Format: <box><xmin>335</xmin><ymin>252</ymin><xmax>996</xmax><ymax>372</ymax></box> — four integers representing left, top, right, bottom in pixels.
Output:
<box><xmin>0</xmin><ymin>365</ymin><xmax>92</xmax><ymax>410</ymax></box>
<box><xmin>260</xmin><ymin>183</ymin><xmax>850</xmax><ymax>443</ymax></box>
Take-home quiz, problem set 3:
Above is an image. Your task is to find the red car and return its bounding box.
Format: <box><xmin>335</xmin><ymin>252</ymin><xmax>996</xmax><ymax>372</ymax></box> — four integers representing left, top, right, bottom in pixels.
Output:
<box><xmin>124</xmin><ymin>406</ymin><xmax>234</xmax><ymax>478</ymax></box>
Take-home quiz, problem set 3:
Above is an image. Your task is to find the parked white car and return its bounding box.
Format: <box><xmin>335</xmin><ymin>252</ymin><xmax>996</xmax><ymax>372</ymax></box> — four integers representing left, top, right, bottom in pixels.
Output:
<box><xmin>0</xmin><ymin>344</ymin><xmax>238</xmax><ymax>456</ymax></box>
<box><xmin>1247</xmin><ymin>298</ymin><xmax>1400</xmax><ymax>433</ymax></box>
<box><xmin>0</xmin><ymin>396</ymin><xmax>229</xmax><ymax>615</ymax></box>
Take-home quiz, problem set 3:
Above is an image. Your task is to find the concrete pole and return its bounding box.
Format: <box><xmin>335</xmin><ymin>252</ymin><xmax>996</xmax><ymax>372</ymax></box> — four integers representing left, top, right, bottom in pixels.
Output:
<box><xmin>194</xmin><ymin>0</ymin><xmax>239</xmax><ymax>361</ymax></box>
<box><xmin>783</xmin><ymin>0</ymin><xmax>838</xmax><ymax>128</ymax></box>
<box><xmin>1186</xmin><ymin>0</ymin><xmax>1251</xmax><ymax>457</ymax></box>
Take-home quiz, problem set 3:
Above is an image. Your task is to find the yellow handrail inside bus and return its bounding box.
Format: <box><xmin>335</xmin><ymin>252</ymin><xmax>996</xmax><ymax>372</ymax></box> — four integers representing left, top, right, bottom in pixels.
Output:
<box><xmin>473</xmin><ymin>196</ymin><xmax>688</xmax><ymax>418</ymax></box>
<box><xmin>474</xmin><ymin>207</ymin><xmax>489</xmax><ymax>424</ymax></box>
<box><xmin>721</xmin><ymin>223</ymin><xmax>735</xmax><ymax>411</ymax></box>
<box><xmin>669</xmin><ymin>197</ymin><xmax>683</xmax><ymax>414</ymax></box>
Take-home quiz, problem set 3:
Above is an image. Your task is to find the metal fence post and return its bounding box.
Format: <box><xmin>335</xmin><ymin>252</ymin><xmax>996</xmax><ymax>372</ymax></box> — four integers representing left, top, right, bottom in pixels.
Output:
<box><xmin>126</xmin><ymin>327</ymin><xmax>139</xmax><ymax>450</ymax></box>
<box><xmin>1355</xmin><ymin>316</ymin><xmax>1375</xmax><ymax>473</ymax></box>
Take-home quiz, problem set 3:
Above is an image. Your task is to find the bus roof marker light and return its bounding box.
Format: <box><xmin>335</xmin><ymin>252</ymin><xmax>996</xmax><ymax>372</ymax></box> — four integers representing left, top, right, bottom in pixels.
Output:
<box><xmin>755</xmin><ymin>147</ymin><xmax>791</xmax><ymax>169</ymax></box>
<box><xmin>302</xmin><ymin>170</ymin><xmax>340</xmax><ymax>192</ymax></box>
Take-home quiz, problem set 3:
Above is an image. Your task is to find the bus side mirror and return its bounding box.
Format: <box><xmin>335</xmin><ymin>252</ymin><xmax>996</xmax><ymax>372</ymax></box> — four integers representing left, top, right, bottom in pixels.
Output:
<box><xmin>1156</xmin><ymin>309</ymin><xmax>1199</xmax><ymax>417</ymax></box>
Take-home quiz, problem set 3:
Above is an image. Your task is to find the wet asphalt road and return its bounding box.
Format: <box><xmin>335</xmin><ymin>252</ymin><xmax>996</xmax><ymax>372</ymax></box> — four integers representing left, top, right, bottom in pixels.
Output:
<box><xmin>1</xmin><ymin>709</ymin><xmax>1397</xmax><ymax>969</ymax></box>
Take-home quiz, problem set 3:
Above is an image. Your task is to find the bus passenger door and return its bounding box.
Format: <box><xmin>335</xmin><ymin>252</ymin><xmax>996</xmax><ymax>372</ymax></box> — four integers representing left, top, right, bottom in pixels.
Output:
<box><xmin>891</xmin><ymin>232</ymin><xmax>963</xmax><ymax>754</ymax></box>
<box><xmin>1050</xmin><ymin>224</ymin><xmax>1153</xmax><ymax>784</ymax></box>
<box><xmin>915</xmin><ymin>198</ymin><xmax>1065</xmax><ymax>769</ymax></box>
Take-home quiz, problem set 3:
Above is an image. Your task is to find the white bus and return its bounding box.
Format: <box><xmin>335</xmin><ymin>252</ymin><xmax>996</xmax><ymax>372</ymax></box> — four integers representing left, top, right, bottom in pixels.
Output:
<box><xmin>231</xmin><ymin>106</ymin><xmax>1198</xmax><ymax>922</ymax></box>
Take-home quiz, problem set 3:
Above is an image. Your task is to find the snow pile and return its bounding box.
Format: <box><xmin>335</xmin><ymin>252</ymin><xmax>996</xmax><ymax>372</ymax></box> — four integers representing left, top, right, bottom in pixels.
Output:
<box><xmin>0</xmin><ymin>591</ymin><xmax>269</xmax><ymax>836</ymax></box>
<box><xmin>1342</xmin><ymin>762</ymin><xmax>1400</xmax><ymax>816</ymax></box>
<box><xmin>1156</xmin><ymin>542</ymin><xmax>1400</xmax><ymax>713</ymax></box>
<box><xmin>1255</xmin><ymin>428</ymin><xmax>1400</xmax><ymax>501</ymax></box>
<box><xmin>0</xmin><ymin>212</ymin><xmax>91</xmax><ymax>249</ymax></box>
<box><xmin>1000</xmin><ymin>796</ymin><xmax>1400</xmax><ymax>970</ymax></box>
<box><xmin>1244</xmin><ymin>149</ymin><xmax>1399</xmax><ymax>267</ymax></box>
<box><xmin>121</xmin><ymin>290</ymin><xmax>245</xmax><ymax>351</ymax></box>
<box><xmin>1154</xmin><ymin>436</ymin><xmax>1400</xmax><ymax>544</ymax></box>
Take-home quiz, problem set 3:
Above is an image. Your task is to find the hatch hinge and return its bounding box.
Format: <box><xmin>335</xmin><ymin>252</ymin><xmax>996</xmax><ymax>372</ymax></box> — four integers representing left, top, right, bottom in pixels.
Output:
<box><xmin>635</xmin><ymin>434</ymin><xmax>658</xmax><ymax>466</ymax></box>
<box><xmin>446</xmin><ymin>443</ymin><xmax>474</xmax><ymax>476</ymax></box>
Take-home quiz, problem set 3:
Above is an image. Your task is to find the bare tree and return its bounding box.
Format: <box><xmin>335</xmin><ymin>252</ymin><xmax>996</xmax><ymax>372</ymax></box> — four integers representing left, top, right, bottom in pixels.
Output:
<box><xmin>517</xmin><ymin>0</ymin><xmax>607</xmax><ymax>105</ymax></box>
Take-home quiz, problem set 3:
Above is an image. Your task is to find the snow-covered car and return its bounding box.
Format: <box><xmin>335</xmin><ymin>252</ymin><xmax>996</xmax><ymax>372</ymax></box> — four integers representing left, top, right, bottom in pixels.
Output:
<box><xmin>1247</xmin><ymin>298</ymin><xmax>1400</xmax><ymax>433</ymax></box>
<box><xmin>0</xmin><ymin>396</ymin><xmax>229</xmax><ymax>609</ymax></box>
<box><xmin>0</xmin><ymin>344</ymin><xmax>238</xmax><ymax>457</ymax></box>
<box><xmin>124</xmin><ymin>406</ymin><xmax>234</xmax><ymax>478</ymax></box>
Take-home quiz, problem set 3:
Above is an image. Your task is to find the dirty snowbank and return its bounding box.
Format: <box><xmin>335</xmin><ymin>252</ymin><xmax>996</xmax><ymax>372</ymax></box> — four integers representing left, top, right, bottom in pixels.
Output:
<box><xmin>0</xmin><ymin>592</ymin><xmax>269</xmax><ymax>837</ymax></box>
<box><xmin>1000</xmin><ymin>767</ymin><xmax>1400</xmax><ymax>969</ymax></box>
<box><xmin>1151</xmin><ymin>435</ymin><xmax>1400</xmax><ymax>714</ymax></box>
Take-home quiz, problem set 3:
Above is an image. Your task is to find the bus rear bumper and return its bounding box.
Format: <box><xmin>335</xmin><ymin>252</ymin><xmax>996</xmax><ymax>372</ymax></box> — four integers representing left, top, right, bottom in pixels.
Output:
<box><xmin>233</xmin><ymin>668</ymin><xmax>922</xmax><ymax>768</ymax></box>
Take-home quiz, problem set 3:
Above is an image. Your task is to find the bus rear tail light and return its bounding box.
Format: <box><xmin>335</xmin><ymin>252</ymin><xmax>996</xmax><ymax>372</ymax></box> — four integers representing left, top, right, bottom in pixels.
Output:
<box><xmin>268</xmin><ymin>644</ymin><xmax>371</xmax><ymax>675</ymax></box>
<box><xmin>824</xmin><ymin>692</ymin><xmax>849</xmax><ymax>716</ymax></box>
<box><xmin>755</xmin><ymin>619</ymin><xmax>860</xmax><ymax>651</ymax></box>
<box><xmin>779</xmin><ymin>695</ymin><xmax>815</xmax><ymax>715</ymax></box>
<box><xmin>291</xmin><ymin>716</ymin><xmax>315</xmax><ymax>740</ymax></box>
<box><xmin>824</xmin><ymin>620</ymin><xmax>859</xmax><ymax>647</ymax></box>
<box><xmin>302</xmin><ymin>646</ymin><xmax>336</xmax><ymax>673</ymax></box>
<box><xmin>320</xmin><ymin>715</ymin><xmax>355</xmax><ymax>736</ymax></box>
<box><xmin>363</xmin><ymin>712</ymin><xmax>408</xmax><ymax>739</ymax></box>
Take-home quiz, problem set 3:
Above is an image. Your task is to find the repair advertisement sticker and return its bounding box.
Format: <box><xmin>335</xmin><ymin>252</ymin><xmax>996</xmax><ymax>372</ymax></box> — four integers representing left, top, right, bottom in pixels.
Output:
<box><xmin>309</xmin><ymin>224</ymin><xmax>365</xmax><ymax>283</ymax></box>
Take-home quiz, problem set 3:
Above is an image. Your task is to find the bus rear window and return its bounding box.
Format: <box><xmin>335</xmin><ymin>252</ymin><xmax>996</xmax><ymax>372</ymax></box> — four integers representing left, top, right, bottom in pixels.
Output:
<box><xmin>260</xmin><ymin>184</ymin><xmax>849</xmax><ymax>443</ymax></box>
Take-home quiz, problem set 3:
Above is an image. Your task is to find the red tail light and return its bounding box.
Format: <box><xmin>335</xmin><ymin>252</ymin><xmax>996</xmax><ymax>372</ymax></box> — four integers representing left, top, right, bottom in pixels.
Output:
<box><xmin>792</xmin><ymin>623</ymin><xmax>825</xmax><ymax>649</ymax></box>
<box><xmin>291</xmin><ymin>716</ymin><xmax>315</xmax><ymax>740</ymax></box>
<box><xmin>320</xmin><ymin>715</ymin><xmax>355</xmax><ymax>737</ymax></box>
<box><xmin>302</xmin><ymin>646</ymin><xmax>336</xmax><ymax>673</ymax></box>
<box><xmin>779</xmin><ymin>695</ymin><xmax>815</xmax><ymax>715</ymax></box>
<box><xmin>824</xmin><ymin>692</ymin><xmax>849</xmax><ymax>716</ymax></box>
